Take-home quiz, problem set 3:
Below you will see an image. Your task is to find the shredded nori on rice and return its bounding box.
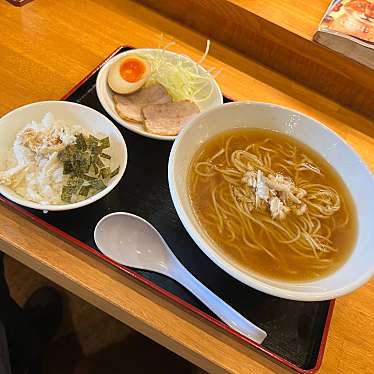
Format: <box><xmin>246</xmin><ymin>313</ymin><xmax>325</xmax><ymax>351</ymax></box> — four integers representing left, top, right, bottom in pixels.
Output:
<box><xmin>57</xmin><ymin>133</ymin><xmax>119</xmax><ymax>203</ymax></box>
<box><xmin>110</xmin><ymin>166</ymin><xmax>120</xmax><ymax>178</ymax></box>
<box><xmin>100</xmin><ymin>153</ymin><xmax>111</xmax><ymax>160</ymax></box>
<box><xmin>99</xmin><ymin>137</ymin><xmax>110</xmax><ymax>149</ymax></box>
<box><xmin>78</xmin><ymin>185</ymin><xmax>90</xmax><ymax>197</ymax></box>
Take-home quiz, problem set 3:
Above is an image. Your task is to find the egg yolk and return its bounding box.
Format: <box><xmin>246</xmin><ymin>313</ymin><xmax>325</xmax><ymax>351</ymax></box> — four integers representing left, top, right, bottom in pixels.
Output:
<box><xmin>119</xmin><ymin>58</ymin><xmax>146</xmax><ymax>83</ymax></box>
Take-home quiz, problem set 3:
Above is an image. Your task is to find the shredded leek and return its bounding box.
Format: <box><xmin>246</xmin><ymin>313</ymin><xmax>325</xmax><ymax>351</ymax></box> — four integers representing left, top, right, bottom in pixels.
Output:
<box><xmin>144</xmin><ymin>39</ymin><xmax>220</xmax><ymax>106</ymax></box>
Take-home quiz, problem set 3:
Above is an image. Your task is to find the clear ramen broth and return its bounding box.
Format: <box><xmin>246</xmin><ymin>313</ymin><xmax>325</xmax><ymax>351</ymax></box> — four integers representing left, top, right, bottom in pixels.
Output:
<box><xmin>188</xmin><ymin>129</ymin><xmax>357</xmax><ymax>282</ymax></box>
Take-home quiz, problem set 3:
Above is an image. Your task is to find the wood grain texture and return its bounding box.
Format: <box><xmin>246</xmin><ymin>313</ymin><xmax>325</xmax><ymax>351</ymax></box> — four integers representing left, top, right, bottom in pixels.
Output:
<box><xmin>0</xmin><ymin>0</ymin><xmax>373</xmax><ymax>373</ymax></box>
<box><xmin>138</xmin><ymin>0</ymin><xmax>374</xmax><ymax>119</ymax></box>
<box><xmin>227</xmin><ymin>0</ymin><xmax>330</xmax><ymax>40</ymax></box>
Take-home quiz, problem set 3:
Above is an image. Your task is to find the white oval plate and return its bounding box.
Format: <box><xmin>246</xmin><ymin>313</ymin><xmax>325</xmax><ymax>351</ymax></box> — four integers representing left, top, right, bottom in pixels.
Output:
<box><xmin>96</xmin><ymin>48</ymin><xmax>223</xmax><ymax>141</ymax></box>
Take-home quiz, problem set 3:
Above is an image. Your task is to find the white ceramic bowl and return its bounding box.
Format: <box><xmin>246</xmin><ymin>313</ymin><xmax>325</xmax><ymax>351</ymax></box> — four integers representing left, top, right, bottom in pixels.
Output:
<box><xmin>96</xmin><ymin>48</ymin><xmax>223</xmax><ymax>141</ymax></box>
<box><xmin>0</xmin><ymin>101</ymin><xmax>127</xmax><ymax>211</ymax></box>
<box><xmin>168</xmin><ymin>101</ymin><xmax>374</xmax><ymax>301</ymax></box>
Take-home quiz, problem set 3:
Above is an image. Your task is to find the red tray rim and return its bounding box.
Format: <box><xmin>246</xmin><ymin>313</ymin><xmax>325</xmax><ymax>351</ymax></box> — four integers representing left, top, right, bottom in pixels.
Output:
<box><xmin>0</xmin><ymin>45</ymin><xmax>335</xmax><ymax>374</ymax></box>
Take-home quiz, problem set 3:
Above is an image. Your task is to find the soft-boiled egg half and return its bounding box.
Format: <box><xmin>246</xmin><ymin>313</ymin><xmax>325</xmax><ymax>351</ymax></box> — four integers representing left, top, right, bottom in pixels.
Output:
<box><xmin>108</xmin><ymin>55</ymin><xmax>151</xmax><ymax>94</ymax></box>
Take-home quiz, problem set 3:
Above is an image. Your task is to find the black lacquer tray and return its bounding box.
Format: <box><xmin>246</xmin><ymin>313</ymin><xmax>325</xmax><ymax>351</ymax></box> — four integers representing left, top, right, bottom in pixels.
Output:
<box><xmin>0</xmin><ymin>46</ymin><xmax>334</xmax><ymax>373</ymax></box>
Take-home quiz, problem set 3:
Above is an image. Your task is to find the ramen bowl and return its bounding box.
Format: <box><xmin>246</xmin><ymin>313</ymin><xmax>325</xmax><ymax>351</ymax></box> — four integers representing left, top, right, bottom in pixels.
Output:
<box><xmin>168</xmin><ymin>101</ymin><xmax>374</xmax><ymax>301</ymax></box>
<box><xmin>0</xmin><ymin>101</ymin><xmax>127</xmax><ymax>211</ymax></box>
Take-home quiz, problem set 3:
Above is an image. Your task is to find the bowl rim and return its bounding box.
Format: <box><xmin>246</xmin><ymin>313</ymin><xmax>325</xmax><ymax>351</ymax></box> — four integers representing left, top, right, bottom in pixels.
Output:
<box><xmin>96</xmin><ymin>48</ymin><xmax>224</xmax><ymax>142</ymax></box>
<box><xmin>168</xmin><ymin>100</ymin><xmax>374</xmax><ymax>301</ymax></box>
<box><xmin>0</xmin><ymin>100</ymin><xmax>127</xmax><ymax>212</ymax></box>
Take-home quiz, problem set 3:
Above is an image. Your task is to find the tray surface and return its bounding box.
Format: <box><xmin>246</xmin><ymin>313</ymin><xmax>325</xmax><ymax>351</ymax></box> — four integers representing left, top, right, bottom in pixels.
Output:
<box><xmin>1</xmin><ymin>47</ymin><xmax>333</xmax><ymax>373</ymax></box>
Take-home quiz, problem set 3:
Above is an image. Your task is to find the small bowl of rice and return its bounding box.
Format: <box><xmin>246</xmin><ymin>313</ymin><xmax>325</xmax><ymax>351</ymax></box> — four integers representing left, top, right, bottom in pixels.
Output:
<box><xmin>0</xmin><ymin>101</ymin><xmax>127</xmax><ymax>211</ymax></box>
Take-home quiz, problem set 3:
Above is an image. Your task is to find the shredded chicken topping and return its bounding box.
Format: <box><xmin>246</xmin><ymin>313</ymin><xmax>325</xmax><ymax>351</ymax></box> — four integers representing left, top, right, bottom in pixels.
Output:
<box><xmin>241</xmin><ymin>170</ymin><xmax>307</xmax><ymax>220</ymax></box>
<box><xmin>0</xmin><ymin>113</ymin><xmax>83</xmax><ymax>204</ymax></box>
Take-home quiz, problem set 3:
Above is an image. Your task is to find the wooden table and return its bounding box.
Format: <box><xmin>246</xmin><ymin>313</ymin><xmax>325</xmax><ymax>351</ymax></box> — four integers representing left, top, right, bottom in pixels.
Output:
<box><xmin>138</xmin><ymin>0</ymin><xmax>374</xmax><ymax>120</ymax></box>
<box><xmin>0</xmin><ymin>1</ymin><xmax>373</xmax><ymax>373</ymax></box>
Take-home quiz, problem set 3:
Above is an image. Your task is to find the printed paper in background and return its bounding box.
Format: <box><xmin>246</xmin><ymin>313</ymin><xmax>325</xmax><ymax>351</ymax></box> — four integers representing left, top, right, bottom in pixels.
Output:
<box><xmin>320</xmin><ymin>0</ymin><xmax>374</xmax><ymax>45</ymax></box>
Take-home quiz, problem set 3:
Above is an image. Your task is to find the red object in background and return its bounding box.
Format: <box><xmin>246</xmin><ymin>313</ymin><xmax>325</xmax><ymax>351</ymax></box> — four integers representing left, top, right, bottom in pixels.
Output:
<box><xmin>346</xmin><ymin>0</ymin><xmax>374</xmax><ymax>19</ymax></box>
<box><xmin>321</xmin><ymin>0</ymin><xmax>374</xmax><ymax>42</ymax></box>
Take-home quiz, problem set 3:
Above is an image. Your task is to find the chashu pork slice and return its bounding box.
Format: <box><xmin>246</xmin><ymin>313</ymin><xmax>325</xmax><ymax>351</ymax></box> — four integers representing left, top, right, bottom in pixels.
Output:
<box><xmin>113</xmin><ymin>84</ymin><xmax>172</xmax><ymax>123</ymax></box>
<box><xmin>142</xmin><ymin>100</ymin><xmax>200</xmax><ymax>136</ymax></box>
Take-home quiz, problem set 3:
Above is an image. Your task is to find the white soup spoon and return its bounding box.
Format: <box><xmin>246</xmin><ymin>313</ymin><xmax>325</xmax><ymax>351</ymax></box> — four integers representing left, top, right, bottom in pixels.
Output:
<box><xmin>94</xmin><ymin>212</ymin><xmax>267</xmax><ymax>344</ymax></box>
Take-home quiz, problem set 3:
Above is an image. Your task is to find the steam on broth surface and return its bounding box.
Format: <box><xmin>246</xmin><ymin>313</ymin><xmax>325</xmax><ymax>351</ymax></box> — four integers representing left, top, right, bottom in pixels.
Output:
<box><xmin>188</xmin><ymin>129</ymin><xmax>357</xmax><ymax>282</ymax></box>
